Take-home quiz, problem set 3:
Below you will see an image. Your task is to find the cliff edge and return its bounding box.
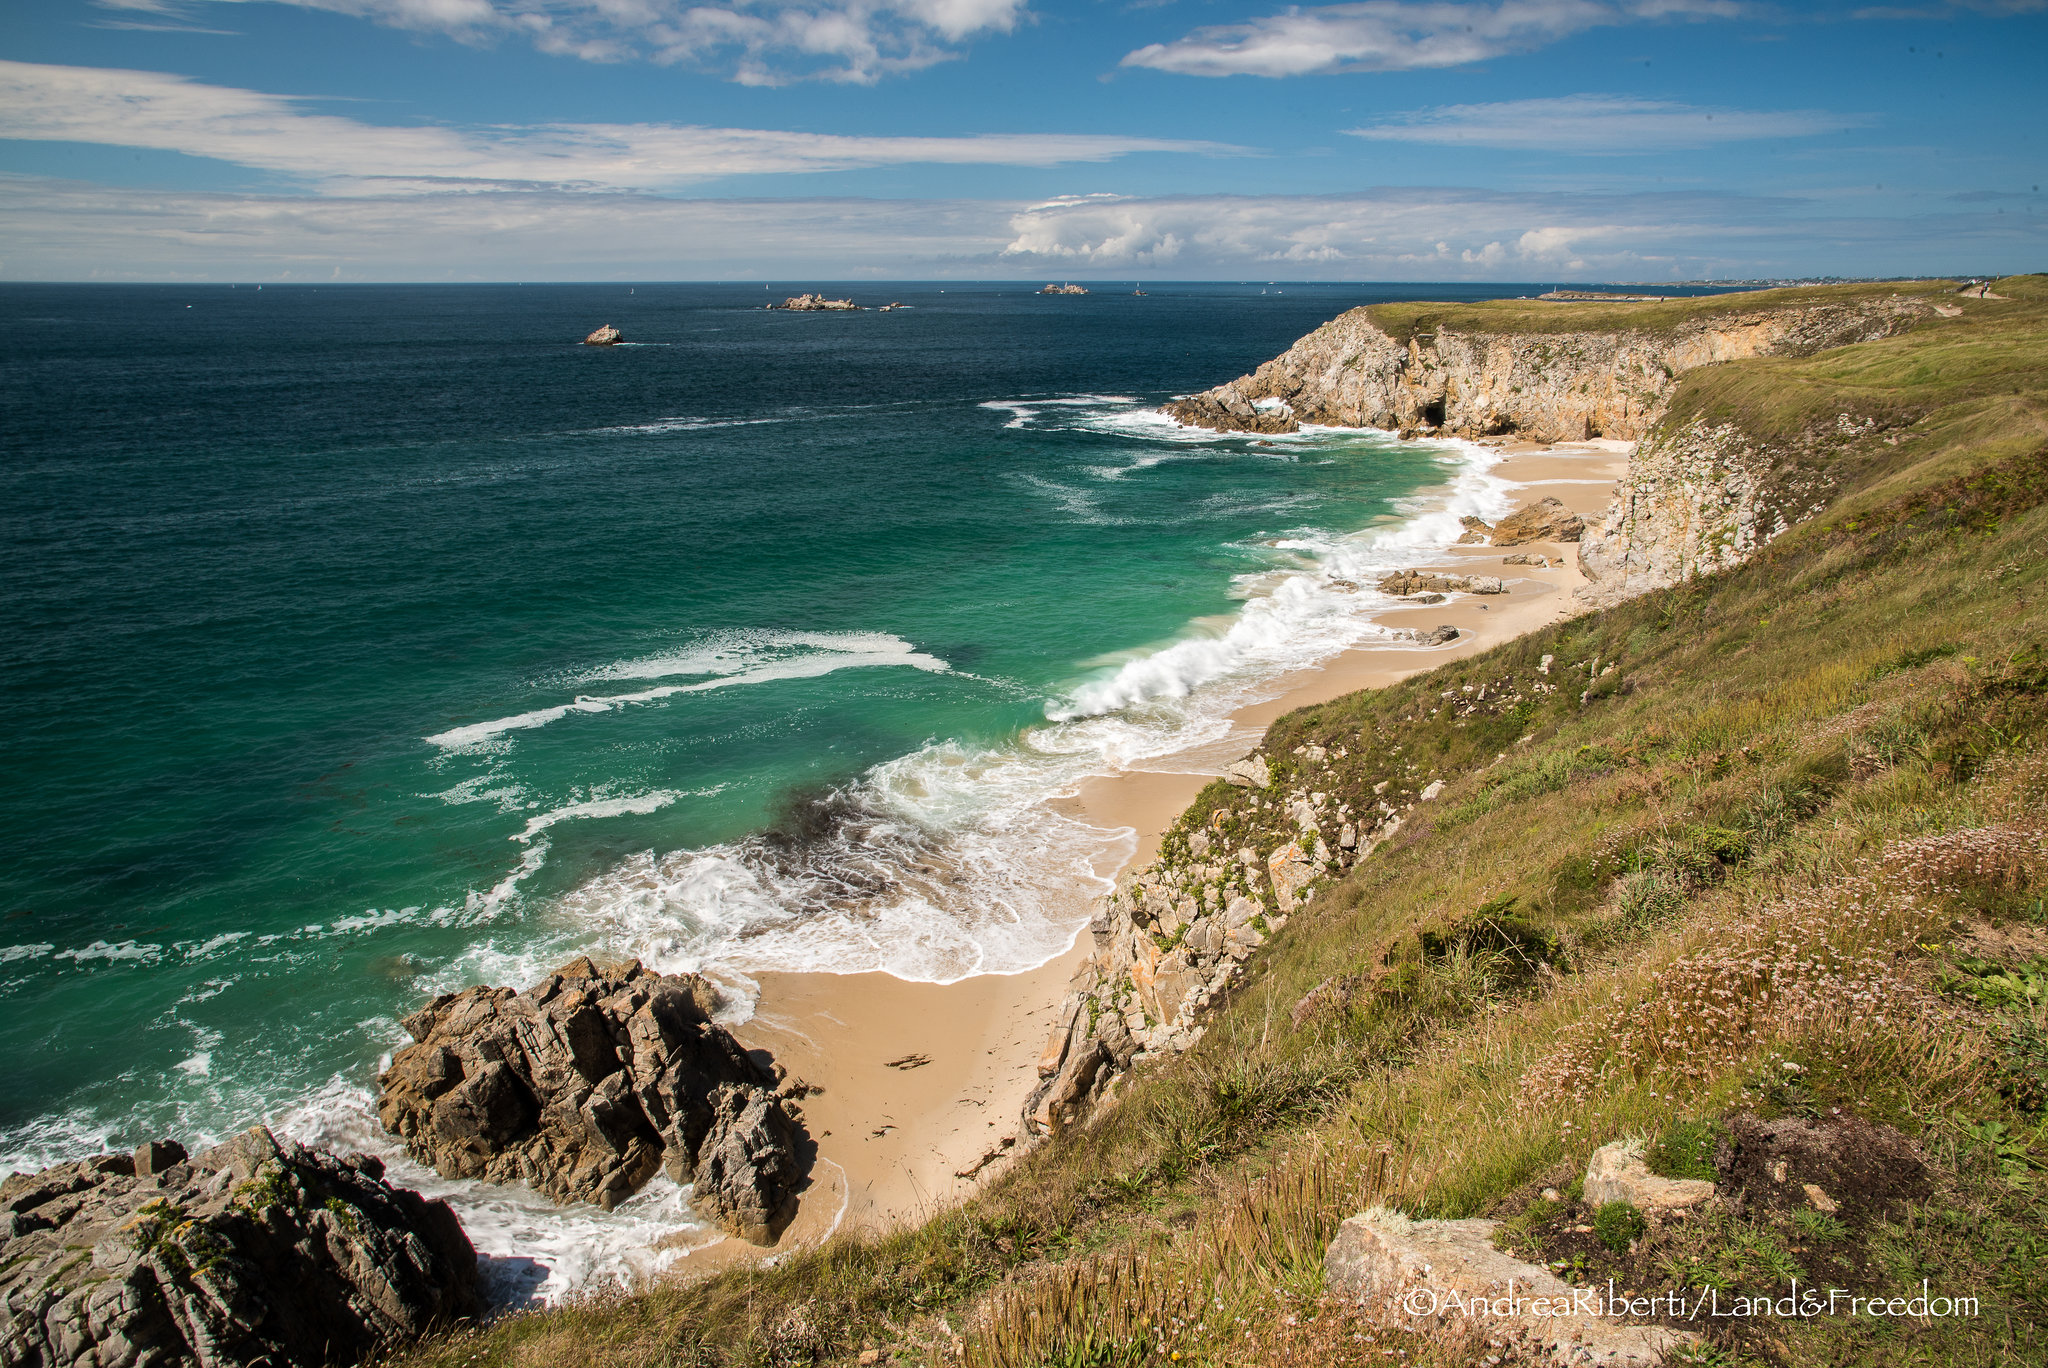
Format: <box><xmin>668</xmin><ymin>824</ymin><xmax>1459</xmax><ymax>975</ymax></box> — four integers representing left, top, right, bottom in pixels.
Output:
<box><xmin>1163</xmin><ymin>285</ymin><xmax>1942</xmax><ymax>443</ymax></box>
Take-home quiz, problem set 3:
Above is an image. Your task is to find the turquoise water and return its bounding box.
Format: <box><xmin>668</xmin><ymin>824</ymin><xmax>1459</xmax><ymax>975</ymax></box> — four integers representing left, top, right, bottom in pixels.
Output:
<box><xmin>1</xmin><ymin>280</ymin><xmax>1525</xmax><ymax>1286</ymax></box>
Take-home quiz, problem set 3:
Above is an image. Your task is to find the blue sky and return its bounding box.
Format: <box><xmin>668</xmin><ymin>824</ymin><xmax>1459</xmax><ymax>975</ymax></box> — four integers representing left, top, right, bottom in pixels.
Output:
<box><xmin>1</xmin><ymin>0</ymin><xmax>2042</xmax><ymax>279</ymax></box>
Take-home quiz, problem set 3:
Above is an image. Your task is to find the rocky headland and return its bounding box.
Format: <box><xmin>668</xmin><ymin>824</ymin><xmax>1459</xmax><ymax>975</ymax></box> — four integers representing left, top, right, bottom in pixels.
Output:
<box><xmin>1162</xmin><ymin>291</ymin><xmax>1935</xmax><ymax>443</ymax></box>
<box><xmin>376</xmin><ymin>956</ymin><xmax>809</xmax><ymax>1244</ymax></box>
<box><xmin>1</xmin><ymin>1127</ymin><xmax>477</xmax><ymax>1368</ymax></box>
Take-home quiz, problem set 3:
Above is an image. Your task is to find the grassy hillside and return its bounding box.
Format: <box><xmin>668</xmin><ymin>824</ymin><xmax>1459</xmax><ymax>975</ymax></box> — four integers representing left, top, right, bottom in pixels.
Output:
<box><xmin>1359</xmin><ymin>278</ymin><xmax>1963</xmax><ymax>346</ymax></box>
<box><xmin>395</xmin><ymin>276</ymin><xmax>2048</xmax><ymax>1368</ymax></box>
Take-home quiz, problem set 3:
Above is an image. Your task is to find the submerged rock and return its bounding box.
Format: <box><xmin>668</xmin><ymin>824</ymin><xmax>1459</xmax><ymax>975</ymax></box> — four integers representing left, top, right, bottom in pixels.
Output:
<box><xmin>0</xmin><ymin>1127</ymin><xmax>478</xmax><ymax>1368</ymax></box>
<box><xmin>377</xmin><ymin>956</ymin><xmax>808</xmax><ymax>1242</ymax></box>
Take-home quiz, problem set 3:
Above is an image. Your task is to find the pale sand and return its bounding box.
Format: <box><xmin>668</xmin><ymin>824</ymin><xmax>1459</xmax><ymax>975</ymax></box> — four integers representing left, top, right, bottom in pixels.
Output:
<box><xmin>670</xmin><ymin>439</ymin><xmax>1624</xmax><ymax>1272</ymax></box>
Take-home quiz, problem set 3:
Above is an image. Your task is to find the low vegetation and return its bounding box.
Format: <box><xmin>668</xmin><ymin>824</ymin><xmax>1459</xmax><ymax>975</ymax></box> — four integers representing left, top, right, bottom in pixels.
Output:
<box><xmin>392</xmin><ymin>277</ymin><xmax>2048</xmax><ymax>1368</ymax></box>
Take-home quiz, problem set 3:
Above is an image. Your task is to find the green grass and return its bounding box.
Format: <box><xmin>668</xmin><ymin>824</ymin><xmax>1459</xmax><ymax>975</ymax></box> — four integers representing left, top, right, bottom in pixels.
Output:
<box><xmin>390</xmin><ymin>277</ymin><xmax>2048</xmax><ymax>1368</ymax></box>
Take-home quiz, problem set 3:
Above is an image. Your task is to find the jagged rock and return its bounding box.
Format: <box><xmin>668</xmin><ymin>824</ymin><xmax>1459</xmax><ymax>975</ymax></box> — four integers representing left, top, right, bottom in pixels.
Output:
<box><xmin>378</xmin><ymin>957</ymin><xmax>808</xmax><ymax>1242</ymax></box>
<box><xmin>1324</xmin><ymin>1208</ymin><xmax>1696</xmax><ymax>1365</ymax></box>
<box><xmin>1456</xmin><ymin>515</ymin><xmax>1493</xmax><ymax>544</ymax></box>
<box><xmin>689</xmin><ymin>1085</ymin><xmax>805</xmax><ymax>1243</ymax></box>
<box><xmin>1161</xmin><ymin>294</ymin><xmax>1936</xmax><ymax>442</ymax></box>
<box><xmin>1584</xmin><ymin>1139</ymin><xmax>1716</xmax><ymax>1212</ymax></box>
<box><xmin>582</xmin><ymin>324</ymin><xmax>622</xmax><ymax>345</ymax></box>
<box><xmin>1221</xmin><ymin>755</ymin><xmax>1271</xmax><ymax>789</ymax></box>
<box><xmin>1491</xmin><ymin>496</ymin><xmax>1586</xmax><ymax>545</ymax></box>
<box><xmin>0</xmin><ymin>1127</ymin><xmax>478</xmax><ymax>1368</ymax></box>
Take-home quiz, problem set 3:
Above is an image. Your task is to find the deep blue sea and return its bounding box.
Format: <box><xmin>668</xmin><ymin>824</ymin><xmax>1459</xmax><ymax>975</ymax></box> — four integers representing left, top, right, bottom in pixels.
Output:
<box><xmin>0</xmin><ymin>279</ymin><xmax>1686</xmax><ymax>1291</ymax></box>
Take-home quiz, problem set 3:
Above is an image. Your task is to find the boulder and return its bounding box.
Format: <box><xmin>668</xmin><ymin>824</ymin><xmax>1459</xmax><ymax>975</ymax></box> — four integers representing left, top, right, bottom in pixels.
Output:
<box><xmin>1414</xmin><ymin>625</ymin><xmax>1460</xmax><ymax>646</ymax></box>
<box><xmin>0</xmin><ymin>1128</ymin><xmax>478</xmax><ymax>1368</ymax></box>
<box><xmin>1221</xmin><ymin>755</ymin><xmax>1271</xmax><ymax>789</ymax></box>
<box><xmin>1266</xmin><ymin>841</ymin><xmax>1316</xmax><ymax>913</ymax></box>
<box><xmin>1583</xmin><ymin>1139</ymin><xmax>1716</xmax><ymax>1212</ymax></box>
<box><xmin>1456</xmin><ymin>515</ymin><xmax>1493</xmax><ymax>545</ymax></box>
<box><xmin>1491</xmin><ymin>497</ymin><xmax>1586</xmax><ymax>546</ymax></box>
<box><xmin>1324</xmin><ymin>1208</ymin><xmax>1695</xmax><ymax>1366</ymax></box>
<box><xmin>582</xmin><ymin>324</ymin><xmax>622</xmax><ymax>345</ymax></box>
<box><xmin>378</xmin><ymin>957</ymin><xmax>808</xmax><ymax>1242</ymax></box>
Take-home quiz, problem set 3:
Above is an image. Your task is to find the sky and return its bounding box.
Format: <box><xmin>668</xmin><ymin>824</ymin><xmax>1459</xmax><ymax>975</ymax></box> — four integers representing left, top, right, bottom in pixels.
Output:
<box><xmin>0</xmin><ymin>0</ymin><xmax>2042</xmax><ymax>279</ymax></box>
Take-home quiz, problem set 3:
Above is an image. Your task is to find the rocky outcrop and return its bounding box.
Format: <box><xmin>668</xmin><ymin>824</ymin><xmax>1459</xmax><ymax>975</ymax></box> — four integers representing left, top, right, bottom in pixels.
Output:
<box><xmin>1038</xmin><ymin>283</ymin><xmax>1089</xmax><ymax>295</ymax></box>
<box><xmin>1324</xmin><ymin>1208</ymin><xmax>1697</xmax><ymax>1365</ymax></box>
<box><xmin>1575</xmin><ymin>415</ymin><xmax>1852</xmax><ymax>608</ymax></box>
<box><xmin>1490</xmin><ymin>497</ymin><xmax>1586</xmax><ymax>546</ymax></box>
<box><xmin>1376</xmin><ymin>570</ymin><xmax>1505</xmax><ymax>596</ymax></box>
<box><xmin>1583</xmin><ymin>1139</ymin><xmax>1716</xmax><ymax>1213</ymax></box>
<box><xmin>771</xmin><ymin>294</ymin><xmax>861</xmax><ymax>311</ymax></box>
<box><xmin>1025</xmin><ymin>738</ymin><xmax>1415</xmax><ymax>1133</ymax></box>
<box><xmin>1</xmin><ymin>1127</ymin><xmax>478</xmax><ymax>1368</ymax></box>
<box><xmin>378</xmin><ymin>956</ymin><xmax>807</xmax><ymax>1242</ymax></box>
<box><xmin>582</xmin><ymin>324</ymin><xmax>623</xmax><ymax>345</ymax></box>
<box><xmin>1164</xmin><ymin>294</ymin><xmax>1934</xmax><ymax>442</ymax></box>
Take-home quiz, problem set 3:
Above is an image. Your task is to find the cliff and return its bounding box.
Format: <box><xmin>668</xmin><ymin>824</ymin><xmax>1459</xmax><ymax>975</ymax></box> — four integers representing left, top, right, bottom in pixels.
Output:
<box><xmin>1163</xmin><ymin>286</ymin><xmax>1942</xmax><ymax>442</ymax></box>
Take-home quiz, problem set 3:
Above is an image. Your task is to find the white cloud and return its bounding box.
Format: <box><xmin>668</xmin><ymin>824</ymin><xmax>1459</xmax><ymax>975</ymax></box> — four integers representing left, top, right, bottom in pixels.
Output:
<box><xmin>0</xmin><ymin>175</ymin><xmax>2034</xmax><ymax>282</ymax></box>
<box><xmin>160</xmin><ymin>0</ymin><xmax>1026</xmax><ymax>83</ymax></box>
<box><xmin>1120</xmin><ymin>0</ymin><xmax>1740</xmax><ymax>78</ymax></box>
<box><xmin>0</xmin><ymin>61</ymin><xmax>1237</xmax><ymax>191</ymax></box>
<box><xmin>1347</xmin><ymin>95</ymin><xmax>1871</xmax><ymax>152</ymax></box>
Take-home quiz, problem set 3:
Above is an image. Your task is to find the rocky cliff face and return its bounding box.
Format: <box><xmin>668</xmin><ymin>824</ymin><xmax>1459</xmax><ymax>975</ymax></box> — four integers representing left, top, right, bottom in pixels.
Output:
<box><xmin>1</xmin><ymin>1127</ymin><xmax>477</xmax><ymax>1368</ymax></box>
<box><xmin>1573</xmin><ymin>413</ymin><xmax>1870</xmax><ymax>607</ymax></box>
<box><xmin>1164</xmin><ymin>296</ymin><xmax>1932</xmax><ymax>442</ymax></box>
<box><xmin>378</xmin><ymin>956</ymin><xmax>808</xmax><ymax>1243</ymax></box>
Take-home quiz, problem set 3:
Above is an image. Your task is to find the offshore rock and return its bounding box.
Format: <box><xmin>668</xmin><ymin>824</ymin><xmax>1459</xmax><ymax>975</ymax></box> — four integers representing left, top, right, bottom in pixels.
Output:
<box><xmin>1162</xmin><ymin>293</ymin><xmax>1935</xmax><ymax>442</ymax></box>
<box><xmin>582</xmin><ymin>324</ymin><xmax>623</xmax><ymax>345</ymax></box>
<box><xmin>1490</xmin><ymin>496</ymin><xmax>1586</xmax><ymax>546</ymax></box>
<box><xmin>770</xmin><ymin>293</ymin><xmax>861</xmax><ymax>311</ymax></box>
<box><xmin>0</xmin><ymin>1127</ymin><xmax>478</xmax><ymax>1368</ymax></box>
<box><xmin>378</xmin><ymin>957</ymin><xmax>807</xmax><ymax>1242</ymax></box>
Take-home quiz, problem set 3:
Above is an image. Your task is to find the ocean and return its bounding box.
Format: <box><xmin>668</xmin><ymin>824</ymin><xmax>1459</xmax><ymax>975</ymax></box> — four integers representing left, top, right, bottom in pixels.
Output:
<box><xmin>2</xmin><ymin>279</ymin><xmax>1555</xmax><ymax>1293</ymax></box>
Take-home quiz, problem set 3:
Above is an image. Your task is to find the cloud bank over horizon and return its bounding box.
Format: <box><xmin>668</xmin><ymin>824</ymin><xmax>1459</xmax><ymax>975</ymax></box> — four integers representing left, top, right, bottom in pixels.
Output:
<box><xmin>0</xmin><ymin>177</ymin><xmax>2026</xmax><ymax>282</ymax></box>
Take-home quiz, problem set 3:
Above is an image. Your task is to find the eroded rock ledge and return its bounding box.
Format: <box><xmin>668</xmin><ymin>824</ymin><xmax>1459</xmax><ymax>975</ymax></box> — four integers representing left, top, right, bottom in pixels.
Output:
<box><xmin>378</xmin><ymin>956</ymin><xmax>808</xmax><ymax>1243</ymax></box>
<box><xmin>1</xmin><ymin>1127</ymin><xmax>477</xmax><ymax>1368</ymax></box>
<box><xmin>1163</xmin><ymin>295</ymin><xmax>1933</xmax><ymax>443</ymax></box>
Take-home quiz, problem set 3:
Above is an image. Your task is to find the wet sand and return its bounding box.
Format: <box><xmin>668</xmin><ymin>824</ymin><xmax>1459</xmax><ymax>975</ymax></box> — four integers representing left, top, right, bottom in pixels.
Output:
<box><xmin>673</xmin><ymin>438</ymin><xmax>1625</xmax><ymax>1269</ymax></box>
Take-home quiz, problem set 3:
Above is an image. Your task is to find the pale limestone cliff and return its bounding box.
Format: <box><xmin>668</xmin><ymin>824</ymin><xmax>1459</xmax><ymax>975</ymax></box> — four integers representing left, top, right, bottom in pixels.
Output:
<box><xmin>1164</xmin><ymin>296</ymin><xmax>1933</xmax><ymax>442</ymax></box>
<box><xmin>1574</xmin><ymin>414</ymin><xmax>1863</xmax><ymax>607</ymax></box>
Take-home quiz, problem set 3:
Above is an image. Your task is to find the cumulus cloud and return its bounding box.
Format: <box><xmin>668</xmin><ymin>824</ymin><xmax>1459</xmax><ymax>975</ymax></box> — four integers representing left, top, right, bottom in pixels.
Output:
<box><xmin>0</xmin><ymin>61</ymin><xmax>1237</xmax><ymax>191</ymax></box>
<box><xmin>1347</xmin><ymin>94</ymin><xmax>1871</xmax><ymax>152</ymax></box>
<box><xmin>1121</xmin><ymin>0</ymin><xmax>1741</xmax><ymax>78</ymax></box>
<box><xmin>120</xmin><ymin>0</ymin><xmax>1025</xmax><ymax>83</ymax></box>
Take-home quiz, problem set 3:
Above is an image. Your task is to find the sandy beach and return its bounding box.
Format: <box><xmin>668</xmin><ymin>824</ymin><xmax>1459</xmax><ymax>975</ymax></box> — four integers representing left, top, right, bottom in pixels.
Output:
<box><xmin>699</xmin><ymin>436</ymin><xmax>1629</xmax><ymax>1262</ymax></box>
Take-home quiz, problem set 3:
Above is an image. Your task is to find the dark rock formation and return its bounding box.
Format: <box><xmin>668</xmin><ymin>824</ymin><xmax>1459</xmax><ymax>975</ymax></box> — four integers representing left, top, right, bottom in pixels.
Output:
<box><xmin>1489</xmin><ymin>496</ymin><xmax>1586</xmax><ymax>545</ymax></box>
<box><xmin>1</xmin><ymin>1127</ymin><xmax>477</xmax><ymax>1368</ymax></box>
<box><xmin>583</xmin><ymin>325</ymin><xmax>622</xmax><ymax>345</ymax></box>
<box><xmin>377</xmin><ymin>956</ymin><xmax>807</xmax><ymax>1243</ymax></box>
